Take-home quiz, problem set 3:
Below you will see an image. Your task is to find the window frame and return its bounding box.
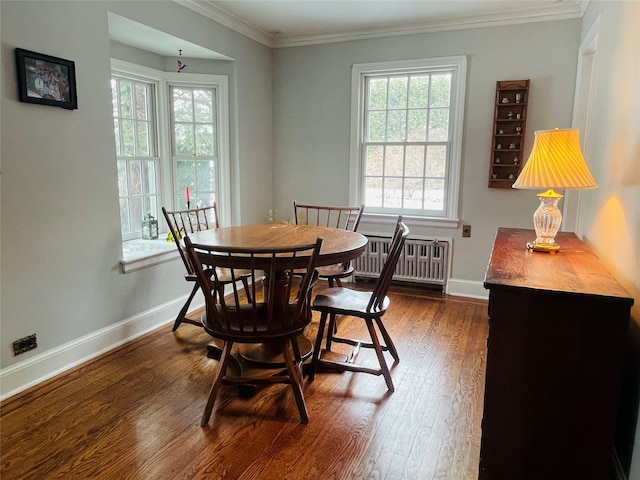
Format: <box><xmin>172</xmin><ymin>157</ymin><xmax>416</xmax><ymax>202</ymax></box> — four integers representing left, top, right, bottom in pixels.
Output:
<box><xmin>170</xmin><ymin>84</ymin><xmax>220</xmax><ymax>210</ymax></box>
<box><xmin>349</xmin><ymin>56</ymin><xmax>467</xmax><ymax>228</ymax></box>
<box><xmin>110</xmin><ymin>59</ymin><xmax>231</xmax><ymax>231</ymax></box>
<box><xmin>111</xmin><ymin>74</ymin><xmax>160</xmax><ymax>241</ymax></box>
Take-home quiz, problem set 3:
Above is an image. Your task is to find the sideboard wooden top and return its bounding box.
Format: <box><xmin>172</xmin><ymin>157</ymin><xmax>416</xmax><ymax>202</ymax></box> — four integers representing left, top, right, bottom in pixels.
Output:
<box><xmin>484</xmin><ymin>227</ymin><xmax>633</xmax><ymax>304</ymax></box>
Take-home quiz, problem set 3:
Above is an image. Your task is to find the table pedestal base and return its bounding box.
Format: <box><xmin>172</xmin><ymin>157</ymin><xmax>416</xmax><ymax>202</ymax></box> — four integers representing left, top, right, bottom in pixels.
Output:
<box><xmin>238</xmin><ymin>335</ymin><xmax>313</xmax><ymax>368</ymax></box>
<box><xmin>205</xmin><ymin>336</ymin><xmax>314</xmax><ymax>397</ymax></box>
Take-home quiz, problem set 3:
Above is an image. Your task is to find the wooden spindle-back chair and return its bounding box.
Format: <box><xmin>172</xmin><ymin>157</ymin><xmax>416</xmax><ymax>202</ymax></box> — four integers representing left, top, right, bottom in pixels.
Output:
<box><xmin>162</xmin><ymin>205</ymin><xmax>251</xmax><ymax>331</ymax></box>
<box><xmin>293</xmin><ymin>202</ymin><xmax>364</xmax><ymax>287</ymax></box>
<box><xmin>309</xmin><ymin>216</ymin><xmax>409</xmax><ymax>392</ymax></box>
<box><xmin>185</xmin><ymin>236</ymin><xmax>323</xmax><ymax>425</ymax></box>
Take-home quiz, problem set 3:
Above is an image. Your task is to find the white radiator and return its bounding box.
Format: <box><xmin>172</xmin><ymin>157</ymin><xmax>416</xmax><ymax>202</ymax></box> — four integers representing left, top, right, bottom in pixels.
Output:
<box><xmin>354</xmin><ymin>236</ymin><xmax>449</xmax><ymax>286</ymax></box>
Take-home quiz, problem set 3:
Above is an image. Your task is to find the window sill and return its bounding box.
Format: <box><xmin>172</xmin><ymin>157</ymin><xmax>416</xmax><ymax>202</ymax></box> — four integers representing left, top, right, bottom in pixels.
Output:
<box><xmin>361</xmin><ymin>213</ymin><xmax>460</xmax><ymax>230</ymax></box>
<box><xmin>120</xmin><ymin>239</ymin><xmax>180</xmax><ymax>273</ymax></box>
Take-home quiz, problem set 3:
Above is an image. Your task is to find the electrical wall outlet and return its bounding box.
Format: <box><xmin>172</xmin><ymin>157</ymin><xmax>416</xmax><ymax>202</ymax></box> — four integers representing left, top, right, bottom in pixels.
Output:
<box><xmin>13</xmin><ymin>334</ymin><xmax>37</xmax><ymax>355</ymax></box>
<box><xmin>462</xmin><ymin>224</ymin><xmax>471</xmax><ymax>238</ymax></box>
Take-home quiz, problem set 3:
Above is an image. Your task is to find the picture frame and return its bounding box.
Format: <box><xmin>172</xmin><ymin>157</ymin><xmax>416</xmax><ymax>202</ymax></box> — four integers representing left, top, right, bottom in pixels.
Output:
<box><xmin>15</xmin><ymin>48</ymin><xmax>77</xmax><ymax>110</ymax></box>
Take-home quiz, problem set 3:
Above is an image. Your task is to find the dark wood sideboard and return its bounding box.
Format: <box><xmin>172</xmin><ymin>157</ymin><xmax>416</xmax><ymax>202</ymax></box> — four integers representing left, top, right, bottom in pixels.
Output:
<box><xmin>480</xmin><ymin>228</ymin><xmax>633</xmax><ymax>479</ymax></box>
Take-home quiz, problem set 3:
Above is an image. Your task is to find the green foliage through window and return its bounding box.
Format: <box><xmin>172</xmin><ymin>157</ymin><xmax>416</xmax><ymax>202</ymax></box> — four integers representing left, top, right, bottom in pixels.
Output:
<box><xmin>112</xmin><ymin>76</ymin><xmax>158</xmax><ymax>237</ymax></box>
<box><xmin>171</xmin><ymin>86</ymin><xmax>218</xmax><ymax>209</ymax></box>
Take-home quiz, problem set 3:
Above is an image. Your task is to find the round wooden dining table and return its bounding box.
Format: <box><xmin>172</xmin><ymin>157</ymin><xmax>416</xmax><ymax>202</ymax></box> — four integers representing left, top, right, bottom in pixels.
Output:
<box><xmin>188</xmin><ymin>223</ymin><xmax>367</xmax><ymax>268</ymax></box>
<box><xmin>188</xmin><ymin>223</ymin><xmax>368</xmax><ymax>366</ymax></box>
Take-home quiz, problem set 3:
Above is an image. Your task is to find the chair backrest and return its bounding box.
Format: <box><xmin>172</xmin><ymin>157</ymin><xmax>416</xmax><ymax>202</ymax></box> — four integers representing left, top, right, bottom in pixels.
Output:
<box><xmin>185</xmin><ymin>236</ymin><xmax>324</xmax><ymax>342</ymax></box>
<box><xmin>162</xmin><ymin>205</ymin><xmax>220</xmax><ymax>275</ymax></box>
<box><xmin>294</xmin><ymin>202</ymin><xmax>364</xmax><ymax>232</ymax></box>
<box><xmin>368</xmin><ymin>216</ymin><xmax>409</xmax><ymax>313</ymax></box>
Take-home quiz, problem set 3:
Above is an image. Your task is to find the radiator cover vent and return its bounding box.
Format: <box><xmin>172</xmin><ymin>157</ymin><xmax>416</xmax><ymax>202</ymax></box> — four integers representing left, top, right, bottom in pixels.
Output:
<box><xmin>354</xmin><ymin>235</ymin><xmax>449</xmax><ymax>286</ymax></box>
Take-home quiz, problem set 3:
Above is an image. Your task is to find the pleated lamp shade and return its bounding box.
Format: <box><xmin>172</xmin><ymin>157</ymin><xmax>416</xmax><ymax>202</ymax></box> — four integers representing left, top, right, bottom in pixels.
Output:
<box><xmin>513</xmin><ymin>128</ymin><xmax>598</xmax><ymax>190</ymax></box>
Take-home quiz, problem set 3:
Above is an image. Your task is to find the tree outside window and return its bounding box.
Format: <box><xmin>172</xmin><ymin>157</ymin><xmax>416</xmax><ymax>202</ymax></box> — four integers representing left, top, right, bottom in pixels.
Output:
<box><xmin>171</xmin><ymin>86</ymin><xmax>218</xmax><ymax>210</ymax></box>
<box><xmin>112</xmin><ymin>76</ymin><xmax>158</xmax><ymax>239</ymax></box>
<box><xmin>352</xmin><ymin>56</ymin><xmax>467</xmax><ymax>222</ymax></box>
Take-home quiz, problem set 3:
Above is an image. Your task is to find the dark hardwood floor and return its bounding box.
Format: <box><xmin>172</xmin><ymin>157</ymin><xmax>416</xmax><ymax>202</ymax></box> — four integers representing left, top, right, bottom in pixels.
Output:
<box><xmin>1</xmin><ymin>284</ymin><xmax>488</xmax><ymax>479</ymax></box>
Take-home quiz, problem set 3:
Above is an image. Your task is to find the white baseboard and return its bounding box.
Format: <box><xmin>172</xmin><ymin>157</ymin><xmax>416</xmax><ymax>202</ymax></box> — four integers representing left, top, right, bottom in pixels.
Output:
<box><xmin>0</xmin><ymin>295</ymin><xmax>203</xmax><ymax>402</ymax></box>
<box><xmin>0</xmin><ymin>280</ymin><xmax>485</xmax><ymax>401</ymax></box>
<box><xmin>446</xmin><ymin>278</ymin><xmax>488</xmax><ymax>300</ymax></box>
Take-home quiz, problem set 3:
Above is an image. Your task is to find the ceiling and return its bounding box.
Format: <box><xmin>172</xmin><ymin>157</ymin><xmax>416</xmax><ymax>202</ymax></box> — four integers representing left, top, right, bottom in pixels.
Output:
<box><xmin>110</xmin><ymin>0</ymin><xmax>586</xmax><ymax>58</ymax></box>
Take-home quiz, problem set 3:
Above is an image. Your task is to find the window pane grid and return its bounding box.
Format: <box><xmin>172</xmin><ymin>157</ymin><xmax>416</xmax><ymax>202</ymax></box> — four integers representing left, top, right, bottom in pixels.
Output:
<box><xmin>112</xmin><ymin>66</ymin><xmax>227</xmax><ymax>240</ymax></box>
<box><xmin>363</xmin><ymin>70</ymin><xmax>452</xmax><ymax>214</ymax></box>
<box><xmin>116</xmin><ymin>157</ymin><xmax>159</xmax><ymax>235</ymax></box>
<box><xmin>171</xmin><ymin>86</ymin><xmax>217</xmax><ymax>208</ymax></box>
<box><xmin>112</xmin><ymin>76</ymin><xmax>158</xmax><ymax>236</ymax></box>
<box><xmin>363</xmin><ymin>140</ymin><xmax>449</xmax><ymax>212</ymax></box>
<box><xmin>112</xmin><ymin>78</ymin><xmax>155</xmax><ymax>158</ymax></box>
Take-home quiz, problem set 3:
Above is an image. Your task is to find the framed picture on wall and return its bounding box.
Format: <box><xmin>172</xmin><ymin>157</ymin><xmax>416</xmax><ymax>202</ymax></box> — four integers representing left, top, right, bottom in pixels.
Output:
<box><xmin>15</xmin><ymin>48</ymin><xmax>77</xmax><ymax>110</ymax></box>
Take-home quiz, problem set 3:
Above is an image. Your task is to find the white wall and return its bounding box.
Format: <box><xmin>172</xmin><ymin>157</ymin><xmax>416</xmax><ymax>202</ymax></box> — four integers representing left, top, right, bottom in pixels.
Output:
<box><xmin>0</xmin><ymin>1</ymin><xmax>273</xmax><ymax>391</ymax></box>
<box><xmin>579</xmin><ymin>2</ymin><xmax>640</xmax><ymax>477</ymax></box>
<box><xmin>272</xmin><ymin>19</ymin><xmax>581</xmax><ymax>293</ymax></box>
<box><xmin>3</xmin><ymin>2</ymin><xmax>639</xmax><ymax>476</ymax></box>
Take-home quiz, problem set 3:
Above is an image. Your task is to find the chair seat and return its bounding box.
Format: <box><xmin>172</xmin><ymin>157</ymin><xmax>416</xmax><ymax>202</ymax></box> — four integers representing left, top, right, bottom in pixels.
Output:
<box><xmin>315</xmin><ymin>264</ymin><xmax>354</xmax><ymax>279</ymax></box>
<box><xmin>312</xmin><ymin>287</ymin><xmax>390</xmax><ymax>317</ymax></box>
<box><xmin>185</xmin><ymin>267</ymin><xmax>252</xmax><ymax>284</ymax></box>
<box><xmin>293</xmin><ymin>264</ymin><xmax>353</xmax><ymax>280</ymax></box>
<box><xmin>215</xmin><ymin>267</ymin><xmax>252</xmax><ymax>284</ymax></box>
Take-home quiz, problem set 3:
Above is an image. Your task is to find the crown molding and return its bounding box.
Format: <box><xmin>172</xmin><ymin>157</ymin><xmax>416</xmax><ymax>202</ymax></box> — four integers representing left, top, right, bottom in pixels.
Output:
<box><xmin>175</xmin><ymin>0</ymin><xmax>275</xmax><ymax>47</ymax></box>
<box><xmin>176</xmin><ymin>0</ymin><xmax>585</xmax><ymax>49</ymax></box>
<box><xmin>275</xmin><ymin>6</ymin><xmax>584</xmax><ymax>48</ymax></box>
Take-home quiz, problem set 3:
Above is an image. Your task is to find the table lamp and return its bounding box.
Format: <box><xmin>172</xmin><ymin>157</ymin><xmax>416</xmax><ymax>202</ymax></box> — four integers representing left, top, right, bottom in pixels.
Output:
<box><xmin>512</xmin><ymin>128</ymin><xmax>597</xmax><ymax>252</ymax></box>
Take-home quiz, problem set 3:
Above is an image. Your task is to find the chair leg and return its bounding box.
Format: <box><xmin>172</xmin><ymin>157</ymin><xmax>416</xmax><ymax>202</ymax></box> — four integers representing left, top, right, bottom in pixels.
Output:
<box><xmin>201</xmin><ymin>340</ymin><xmax>234</xmax><ymax>426</ymax></box>
<box><xmin>309</xmin><ymin>312</ymin><xmax>329</xmax><ymax>381</ymax></box>
<box><xmin>326</xmin><ymin>313</ymin><xmax>338</xmax><ymax>350</ymax></box>
<box><xmin>281</xmin><ymin>340</ymin><xmax>309</xmax><ymax>424</ymax></box>
<box><xmin>374</xmin><ymin>317</ymin><xmax>399</xmax><ymax>363</ymax></box>
<box><xmin>365</xmin><ymin>319</ymin><xmax>394</xmax><ymax>392</ymax></box>
<box><xmin>172</xmin><ymin>283</ymin><xmax>200</xmax><ymax>331</ymax></box>
<box><xmin>326</xmin><ymin>313</ymin><xmax>337</xmax><ymax>351</ymax></box>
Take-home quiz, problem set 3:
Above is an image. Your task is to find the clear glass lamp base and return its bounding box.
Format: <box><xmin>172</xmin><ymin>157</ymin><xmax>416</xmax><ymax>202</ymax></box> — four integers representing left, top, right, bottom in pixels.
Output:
<box><xmin>527</xmin><ymin>189</ymin><xmax>563</xmax><ymax>253</ymax></box>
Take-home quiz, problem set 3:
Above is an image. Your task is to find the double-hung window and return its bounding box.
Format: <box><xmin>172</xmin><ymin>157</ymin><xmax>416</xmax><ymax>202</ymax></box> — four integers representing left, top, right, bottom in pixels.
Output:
<box><xmin>171</xmin><ymin>86</ymin><xmax>218</xmax><ymax>208</ymax></box>
<box><xmin>350</xmin><ymin>56</ymin><xmax>467</xmax><ymax>226</ymax></box>
<box><xmin>111</xmin><ymin>60</ymin><xmax>230</xmax><ymax>244</ymax></box>
<box><xmin>112</xmin><ymin>76</ymin><xmax>158</xmax><ymax>240</ymax></box>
